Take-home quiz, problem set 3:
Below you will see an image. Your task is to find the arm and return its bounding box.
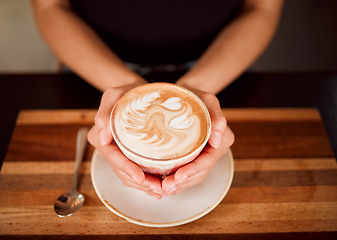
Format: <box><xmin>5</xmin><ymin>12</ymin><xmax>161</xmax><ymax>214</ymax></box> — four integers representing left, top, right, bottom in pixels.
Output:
<box><xmin>31</xmin><ymin>0</ymin><xmax>161</xmax><ymax>198</ymax></box>
<box><xmin>30</xmin><ymin>0</ymin><xmax>146</xmax><ymax>91</ymax></box>
<box><xmin>163</xmin><ymin>0</ymin><xmax>283</xmax><ymax>195</ymax></box>
<box><xmin>176</xmin><ymin>0</ymin><xmax>284</xmax><ymax>94</ymax></box>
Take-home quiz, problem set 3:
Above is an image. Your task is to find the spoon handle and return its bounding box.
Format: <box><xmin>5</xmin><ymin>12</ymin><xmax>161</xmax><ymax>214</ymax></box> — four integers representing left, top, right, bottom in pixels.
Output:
<box><xmin>70</xmin><ymin>127</ymin><xmax>89</xmax><ymax>194</ymax></box>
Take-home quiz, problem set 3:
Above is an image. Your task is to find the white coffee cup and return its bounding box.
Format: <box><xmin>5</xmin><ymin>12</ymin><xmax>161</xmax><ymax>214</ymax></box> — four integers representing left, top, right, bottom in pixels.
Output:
<box><xmin>110</xmin><ymin>83</ymin><xmax>211</xmax><ymax>178</ymax></box>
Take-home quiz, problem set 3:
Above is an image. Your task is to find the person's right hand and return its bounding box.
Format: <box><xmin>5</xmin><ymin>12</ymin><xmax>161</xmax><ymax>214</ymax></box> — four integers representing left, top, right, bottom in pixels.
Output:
<box><xmin>87</xmin><ymin>81</ymin><xmax>164</xmax><ymax>199</ymax></box>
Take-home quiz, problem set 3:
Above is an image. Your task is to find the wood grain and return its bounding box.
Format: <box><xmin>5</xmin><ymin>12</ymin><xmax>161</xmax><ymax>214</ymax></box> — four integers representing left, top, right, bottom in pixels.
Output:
<box><xmin>1</xmin><ymin>108</ymin><xmax>337</xmax><ymax>239</ymax></box>
<box><xmin>5</xmin><ymin>109</ymin><xmax>333</xmax><ymax>161</ymax></box>
<box><xmin>16</xmin><ymin>109</ymin><xmax>96</xmax><ymax>125</ymax></box>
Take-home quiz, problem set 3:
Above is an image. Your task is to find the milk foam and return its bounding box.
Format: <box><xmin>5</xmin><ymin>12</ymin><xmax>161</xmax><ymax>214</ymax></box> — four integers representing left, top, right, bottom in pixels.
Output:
<box><xmin>113</xmin><ymin>85</ymin><xmax>209</xmax><ymax>160</ymax></box>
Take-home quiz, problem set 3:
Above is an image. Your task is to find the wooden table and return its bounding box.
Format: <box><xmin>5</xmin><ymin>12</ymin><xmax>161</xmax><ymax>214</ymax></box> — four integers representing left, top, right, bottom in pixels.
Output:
<box><xmin>1</xmin><ymin>108</ymin><xmax>336</xmax><ymax>239</ymax></box>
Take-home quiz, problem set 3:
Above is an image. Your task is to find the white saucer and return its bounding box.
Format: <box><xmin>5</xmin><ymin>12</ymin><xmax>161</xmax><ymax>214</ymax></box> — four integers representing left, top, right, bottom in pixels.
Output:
<box><xmin>91</xmin><ymin>149</ymin><xmax>234</xmax><ymax>227</ymax></box>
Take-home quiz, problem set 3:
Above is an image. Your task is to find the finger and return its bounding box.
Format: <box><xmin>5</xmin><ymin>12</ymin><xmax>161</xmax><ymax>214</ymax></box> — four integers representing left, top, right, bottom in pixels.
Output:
<box><xmin>95</xmin><ymin>88</ymin><xmax>124</xmax><ymax>129</ymax></box>
<box><xmin>123</xmin><ymin>180</ymin><xmax>162</xmax><ymax>199</ymax></box>
<box><xmin>88</xmin><ymin>124</ymin><xmax>145</xmax><ymax>185</ymax></box>
<box><xmin>97</xmin><ymin>128</ymin><xmax>113</xmax><ymax>146</ymax></box>
<box><xmin>116</xmin><ymin>166</ymin><xmax>163</xmax><ymax>196</ymax></box>
<box><xmin>122</xmin><ymin>179</ymin><xmax>149</xmax><ymax>192</ymax></box>
<box><xmin>116</xmin><ymin>170</ymin><xmax>145</xmax><ymax>187</ymax></box>
<box><xmin>143</xmin><ymin>174</ymin><xmax>163</xmax><ymax>195</ymax></box>
<box><xmin>223</xmin><ymin>125</ymin><xmax>235</xmax><ymax>149</ymax></box>
<box><xmin>94</xmin><ymin>89</ymin><xmax>124</xmax><ymax>146</ymax></box>
<box><xmin>162</xmin><ymin>170</ymin><xmax>207</xmax><ymax>196</ymax></box>
<box><xmin>106</xmin><ymin>144</ymin><xmax>146</xmax><ymax>185</ymax></box>
<box><xmin>175</xmin><ymin>171</ymin><xmax>207</xmax><ymax>190</ymax></box>
<box><xmin>162</xmin><ymin>127</ymin><xmax>234</xmax><ymax>196</ymax></box>
<box><xmin>201</xmin><ymin>94</ymin><xmax>227</xmax><ymax>149</ymax></box>
<box><xmin>173</xmin><ymin>145</ymin><xmax>217</xmax><ymax>182</ymax></box>
<box><xmin>163</xmin><ymin>173</ymin><xmax>205</xmax><ymax>196</ymax></box>
<box><xmin>167</xmin><ymin>180</ymin><xmax>203</xmax><ymax>196</ymax></box>
<box><xmin>163</xmin><ymin>125</ymin><xmax>234</xmax><ymax>190</ymax></box>
<box><xmin>173</xmin><ymin>126</ymin><xmax>234</xmax><ymax>188</ymax></box>
<box><xmin>146</xmin><ymin>192</ymin><xmax>163</xmax><ymax>200</ymax></box>
<box><xmin>162</xmin><ymin>175</ymin><xmax>176</xmax><ymax>194</ymax></box>
<box><xmin>123</xmin><ymin>173</ymin><xmax>163</xmax><ymax>198</ymax></box>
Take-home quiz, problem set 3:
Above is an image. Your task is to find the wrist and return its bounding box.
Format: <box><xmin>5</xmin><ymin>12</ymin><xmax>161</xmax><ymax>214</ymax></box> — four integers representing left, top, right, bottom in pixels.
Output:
<box><xmin>176</xmin><ymin>72</ymin><xmax>230</xmax><ymax>95</ymax></box>
<box><xmin>96</xmin><ymin>70</ymin><xmax>147</xmax><ymax>92</ymax></box>
<box><xmin>118</xmin><ymin>73</ymin><xmax>147</xmax><ymax>88</ymax></box>
<box><xmin>175</xmin><ymin>77</ymin><xmax>198</xmax><ymax>91</ymax></box>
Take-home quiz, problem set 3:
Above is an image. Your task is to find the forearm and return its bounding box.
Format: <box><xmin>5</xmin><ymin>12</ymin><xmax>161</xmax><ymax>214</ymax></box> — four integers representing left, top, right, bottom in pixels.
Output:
<box><xmin>177</xmin><ymin>0</ymin><xmax>284</xmax><ymax>94</ymax></box>
<box><xmin>31</xmin><ymin>0</ymin><xmax>145</xmax><ymax>91</ymax></box>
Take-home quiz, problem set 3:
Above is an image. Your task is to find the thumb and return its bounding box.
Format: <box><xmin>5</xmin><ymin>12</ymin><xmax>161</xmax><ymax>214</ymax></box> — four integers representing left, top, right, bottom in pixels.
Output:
<box><xmin>95</xmin><ymin>89</ymin><xmax>123</xmax><ymax>145</ymax></box>
<box><xmin>200</xmin><ymin>94</ymin><xmax>227</xmax><ymax>149</ymax></box>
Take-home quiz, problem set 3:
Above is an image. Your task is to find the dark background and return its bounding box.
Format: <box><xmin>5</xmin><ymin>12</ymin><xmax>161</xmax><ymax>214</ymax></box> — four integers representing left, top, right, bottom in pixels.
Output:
<box><xmin>251</xmin><ymin>0</ymin><xmax>337</xmax><ymax>72</ymax></box>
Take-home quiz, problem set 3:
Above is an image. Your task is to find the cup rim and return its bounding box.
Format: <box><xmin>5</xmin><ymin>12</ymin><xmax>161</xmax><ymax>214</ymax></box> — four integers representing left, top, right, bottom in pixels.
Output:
<box><xmin>109</xmin><ymin>82</ymin><xmax>211</xmax><ymax>166</ymax></box>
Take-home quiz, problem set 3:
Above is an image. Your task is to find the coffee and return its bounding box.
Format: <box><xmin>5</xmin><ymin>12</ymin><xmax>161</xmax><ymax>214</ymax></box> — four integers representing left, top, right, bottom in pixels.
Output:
<box><xmin>110</xmin><ymin>83</ymin><xmax>211</xmax><ymax>177</ymax></box>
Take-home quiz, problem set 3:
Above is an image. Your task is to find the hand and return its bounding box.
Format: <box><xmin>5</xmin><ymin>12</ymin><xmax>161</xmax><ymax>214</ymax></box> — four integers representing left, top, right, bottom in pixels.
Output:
<box><xmin>162</xmin><ymin>87</ymin><xmax>235</xmax><ymax>196</ymax></box>
<box><xmin>87</xmin><ymin>81</ymin><xmax>164</xmax><ymax>199</ymax></box>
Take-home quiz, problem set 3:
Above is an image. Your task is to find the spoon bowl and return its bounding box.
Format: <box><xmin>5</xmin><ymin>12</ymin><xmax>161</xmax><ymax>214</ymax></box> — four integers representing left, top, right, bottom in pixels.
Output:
<box><xmin>54</xmin><ymin>127</ymin><xmax>89</xmax><ymax>217</ymax></box>
<box><xmin>54</xmin><ymin>192</ymin><xmax>85</xmax><ymax>217</ymax></box>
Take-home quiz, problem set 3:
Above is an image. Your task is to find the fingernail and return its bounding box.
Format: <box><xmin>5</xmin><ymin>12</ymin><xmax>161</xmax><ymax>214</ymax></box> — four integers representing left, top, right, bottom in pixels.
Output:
<box><xmin>149</xmin><ymin>185</ymin><xmax>162</xmax><ymax>195</ymax></box>
<box><xmin>209</xmin><ymin>132</ymin><xmax>222</xmax><ymax>149</ymax></box>
<box><xmin>177</xmin><ymin>175</ymin><xmax>188</xmax><ymax>184</ymax></box>
<box><xmin>154</xmin><ymin>194</ymin><xmax>162</xmax><ymax>200</ymax></box>
<box><xmin>165</xmin><ymin>187</ymin><xmax>176</xmax><ymax>196</ymax></box>
<box><xmin>132</xmin><ymin>175</ymin><xmax>141</xmax><ymax>185</ymax></box>
<box><xmin>164</xmin><ymin>185</ymin><xmax>176</xmax><ymax>196</ymax></box>
<box><xmin>99</xmin><ymin>129</ymin><xmax>110</xmax><ymax>145</ymax></box>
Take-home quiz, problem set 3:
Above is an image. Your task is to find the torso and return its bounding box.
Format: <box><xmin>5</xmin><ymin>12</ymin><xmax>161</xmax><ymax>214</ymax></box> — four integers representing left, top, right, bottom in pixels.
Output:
<box><xmin>71</xmin><ymin>0</ymin><xmax>244</xmax><ymax>64</ymax></box>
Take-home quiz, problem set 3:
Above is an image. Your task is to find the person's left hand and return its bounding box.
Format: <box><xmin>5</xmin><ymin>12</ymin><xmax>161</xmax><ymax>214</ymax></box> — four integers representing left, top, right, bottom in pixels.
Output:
<box><xmin>161</xmin><ymin>88</ymin><xmax>235</xmax><ymax>196</ymax></box>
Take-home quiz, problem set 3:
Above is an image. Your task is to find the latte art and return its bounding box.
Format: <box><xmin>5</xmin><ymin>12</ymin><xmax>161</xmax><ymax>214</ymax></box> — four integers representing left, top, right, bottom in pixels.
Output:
<box><xmin>121</xmin><ymin>93</ymin><xmax>195</xmax><ymax>147</ymax></box>
<box><xmin>112</xmin><ymin>83</ymin><xmax>210</xmax><ymax>160</ymax></box>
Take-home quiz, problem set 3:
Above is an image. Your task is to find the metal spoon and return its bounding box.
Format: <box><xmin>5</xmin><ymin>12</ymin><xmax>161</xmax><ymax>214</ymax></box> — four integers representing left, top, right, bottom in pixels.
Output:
<box><xmin>54</xmin><ymin>127</ymin><xmax>89</xmax><ymax>217</ymax></box>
